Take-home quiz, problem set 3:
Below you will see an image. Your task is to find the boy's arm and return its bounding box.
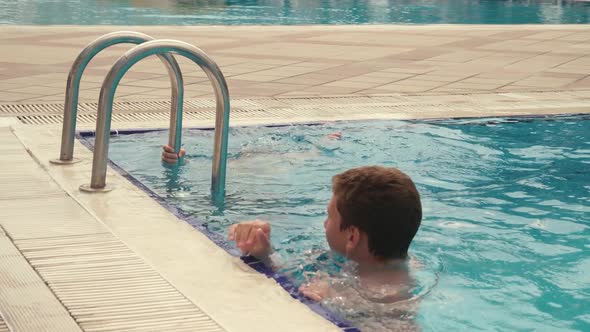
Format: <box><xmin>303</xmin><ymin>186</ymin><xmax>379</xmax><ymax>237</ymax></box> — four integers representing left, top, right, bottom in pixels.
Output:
<box><xmin>229</xmin><ymin>221</ymin><xmax>334</xmax><ymax>301</ymax></box>
<box><xmin>299</xmin><ymin>279</ymin><xmax>335</xmax><ymax>302</ymax></box>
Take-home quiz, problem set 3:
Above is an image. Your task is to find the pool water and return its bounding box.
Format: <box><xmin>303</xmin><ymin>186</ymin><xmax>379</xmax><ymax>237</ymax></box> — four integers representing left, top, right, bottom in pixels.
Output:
<box><xmin>1</xmin><ymin>0</ymin><xmax>589</xmax><ymax>25</ymax></box>
<box><xmin>91</xmin><ymin>115</ymin><xmax>589</xmax><ymax>331</ymax></box>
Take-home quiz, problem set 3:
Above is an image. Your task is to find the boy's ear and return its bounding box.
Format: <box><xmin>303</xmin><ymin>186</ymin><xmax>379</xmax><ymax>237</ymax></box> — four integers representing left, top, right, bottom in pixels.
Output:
<box><xmin>345</xmin><ymin>226</ymin><xmax>361</xmax><ymax>251</ymax></box>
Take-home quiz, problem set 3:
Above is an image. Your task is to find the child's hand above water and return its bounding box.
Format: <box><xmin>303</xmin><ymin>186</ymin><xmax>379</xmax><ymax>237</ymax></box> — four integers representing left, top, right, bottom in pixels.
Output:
<box><xmin>162</xmin><ymin>145</ymin><xmax>186</xmax><ymax>164</ymax></box>
<box><xmin>327</xmin><ymin>131</ymin><xmax>342</xmax><ymax>140</ymax></box>
<box><xmin>228</xmin><ymin>220</ymin><xmax>272</xmax><ymax>260</ymax></box>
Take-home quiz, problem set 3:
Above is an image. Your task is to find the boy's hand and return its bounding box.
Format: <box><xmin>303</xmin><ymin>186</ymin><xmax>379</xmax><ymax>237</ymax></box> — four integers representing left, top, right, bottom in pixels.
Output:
<box><xmin>228</xmin><ymin>220</ymin><xmax>272</xmax><ymax>259</ymax></box>
<box><xmin>299</xmin><ymin>280</ymin><xmax>335</xmax><ymax>302</ymax></box>
<box><xmin>162</xmin><ymin>145</ymin><xmax>186</xmax><ymax>164</ymax></box>
<box><xmin>326</xmin><ymin>131</ymin><xmax>342</xmax><ymax>140</ymax></box>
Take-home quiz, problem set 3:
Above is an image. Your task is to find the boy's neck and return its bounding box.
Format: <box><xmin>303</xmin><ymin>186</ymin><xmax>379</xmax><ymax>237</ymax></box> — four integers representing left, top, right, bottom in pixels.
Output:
<box><xmin>355</xmin><ymin>256</ymin><xmax>406</xmax><ymax>274</ymax></box>
<box><xmin>355</xmin><ymin>257</ymin><xmax>408</xmax><ymax>287</ymax></box>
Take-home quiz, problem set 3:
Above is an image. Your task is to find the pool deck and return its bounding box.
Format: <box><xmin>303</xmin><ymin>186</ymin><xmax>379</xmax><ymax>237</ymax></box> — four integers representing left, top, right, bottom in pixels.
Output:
<box><xmin>1</xmin><ymin>25</ymin><xmax>590</xmax><ymax>103</ymax></box>
<box><xmin>1</xmin><ymin>25</ymin><xmax>590</xmax><ymax>332</ymax></box>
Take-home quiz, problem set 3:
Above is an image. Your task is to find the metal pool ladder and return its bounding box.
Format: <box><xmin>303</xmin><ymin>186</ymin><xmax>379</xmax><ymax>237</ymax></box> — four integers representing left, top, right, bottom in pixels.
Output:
<box><xmin>52</xmin><ymin>33</ymin><xmax>231</xmax><ymax>205</ymax></box>
<box><xmin>50</xmin><ymin>31</ymin><xmax>185</xmax><ymax>165</ymax></box>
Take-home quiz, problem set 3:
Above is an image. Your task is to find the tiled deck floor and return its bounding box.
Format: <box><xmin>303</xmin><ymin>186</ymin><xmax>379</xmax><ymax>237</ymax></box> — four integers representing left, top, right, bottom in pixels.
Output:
<box><xmin>1</xmin><ymin>25</ymin><xmax>589</xmax><ymax>105</ymax></box>
<box><xmin>0</xmin><ymin>127</ymin><xmax>226</xmax><ymax>332</ymax></box>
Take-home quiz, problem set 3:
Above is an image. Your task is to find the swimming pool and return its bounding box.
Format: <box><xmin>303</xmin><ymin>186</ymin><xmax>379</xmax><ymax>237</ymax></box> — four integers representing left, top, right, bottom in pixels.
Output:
<box><xmin>2</xmin><ymin>0</ymin><xmax>589</xmax><ymax>25</ymax></box>
<box><xmin>85</xmin><ymin>115</ymin><xmax>589</xmax><ymax>331</ymax></box>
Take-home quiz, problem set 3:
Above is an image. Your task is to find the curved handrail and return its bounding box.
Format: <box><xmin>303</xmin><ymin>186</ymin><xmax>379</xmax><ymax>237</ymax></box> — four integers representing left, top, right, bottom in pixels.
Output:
<box><xmin>53</xmin><ymin>31</ymin><xmax>184</xmax><ymax>164</ymax></box>
<box><xmin>81</xmin><ymin>40</ymin><xmax>230</xmax><ymax>205</ymax></box>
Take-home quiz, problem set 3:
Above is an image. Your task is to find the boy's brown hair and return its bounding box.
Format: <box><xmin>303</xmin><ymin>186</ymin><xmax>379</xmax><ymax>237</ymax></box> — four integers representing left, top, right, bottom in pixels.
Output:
<box><xmin>332</xmin><ymin>166</ymin><xmax>422</xmax><ymax>260</ymax></box>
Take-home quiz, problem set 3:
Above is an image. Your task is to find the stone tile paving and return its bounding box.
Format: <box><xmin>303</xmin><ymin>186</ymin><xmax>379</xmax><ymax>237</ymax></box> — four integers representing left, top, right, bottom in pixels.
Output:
<box><xmin>0</xmin><ymin>25</ymin><xmax>589</xmax><ymax>107</ymax></box>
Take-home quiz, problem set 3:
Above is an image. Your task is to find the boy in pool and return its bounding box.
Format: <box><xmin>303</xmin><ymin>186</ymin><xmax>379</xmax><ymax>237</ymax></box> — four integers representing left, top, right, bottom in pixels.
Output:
<box><xmin>227</xmin><ymin>166</ymin><xmax>422</xmax><ymax>302</ymax></box>
<box><xmin>161</xmin><ymin>143</ymin><xmax>422</xmax><ymax>303</ymax></box>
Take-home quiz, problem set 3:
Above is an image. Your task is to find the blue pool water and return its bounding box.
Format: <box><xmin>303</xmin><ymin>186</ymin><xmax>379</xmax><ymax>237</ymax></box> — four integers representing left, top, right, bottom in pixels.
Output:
<box><xmin>88</xmin><ymin>115</ymin><xmax>589</xmax><ymax>331</ymax></box>
<box><xmin>1</xmin><ymin>0</ymin><xmax>590</xmax><ymax>25</ymax></box>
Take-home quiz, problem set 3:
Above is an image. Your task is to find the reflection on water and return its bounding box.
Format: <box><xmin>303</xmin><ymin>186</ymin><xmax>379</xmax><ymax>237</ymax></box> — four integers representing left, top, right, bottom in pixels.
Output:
<box><xmin>1</xmin><ymin>0</ymin><xmax>589</xmax><ymax>24</ymax></box>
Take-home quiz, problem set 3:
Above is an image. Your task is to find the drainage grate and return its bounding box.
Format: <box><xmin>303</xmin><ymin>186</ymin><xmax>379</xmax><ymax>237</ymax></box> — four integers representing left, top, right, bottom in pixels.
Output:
<box><xmin>17</xmin><ymin>109</ymin><xmax>273</xmax><ymax>125</ymax></box>
<box><xmin>14</xmin><ymin>233</ymin><xmax>227</xmax><ymax>332</ymax></box>
<box><xmin>6</xmin><ymin>92</ymin><xmax>590</xmax><ymax>125</ymax></box>
<box><xmin>242</xmin><ymin>98</ymin><xmax>290</xmax><ymax>108</ymax></box>
<box><xmin>279</xmin><ymin>95</ymin><xmax>381</xmax><ymax>106</ymax></box>
<box><xmin>0</xmin><ymin>103</ymin><xmax>64</xmax><ymax>115</ymax></box>
<box><xmin>17</xmin><ymin>115</ymin><xmax>63</xmax><ymax>125</ymax></box>
<box><xmin>0</xmin><ymin>315</ymin><xmax>9</xmax><ymax>332</ymax></box>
